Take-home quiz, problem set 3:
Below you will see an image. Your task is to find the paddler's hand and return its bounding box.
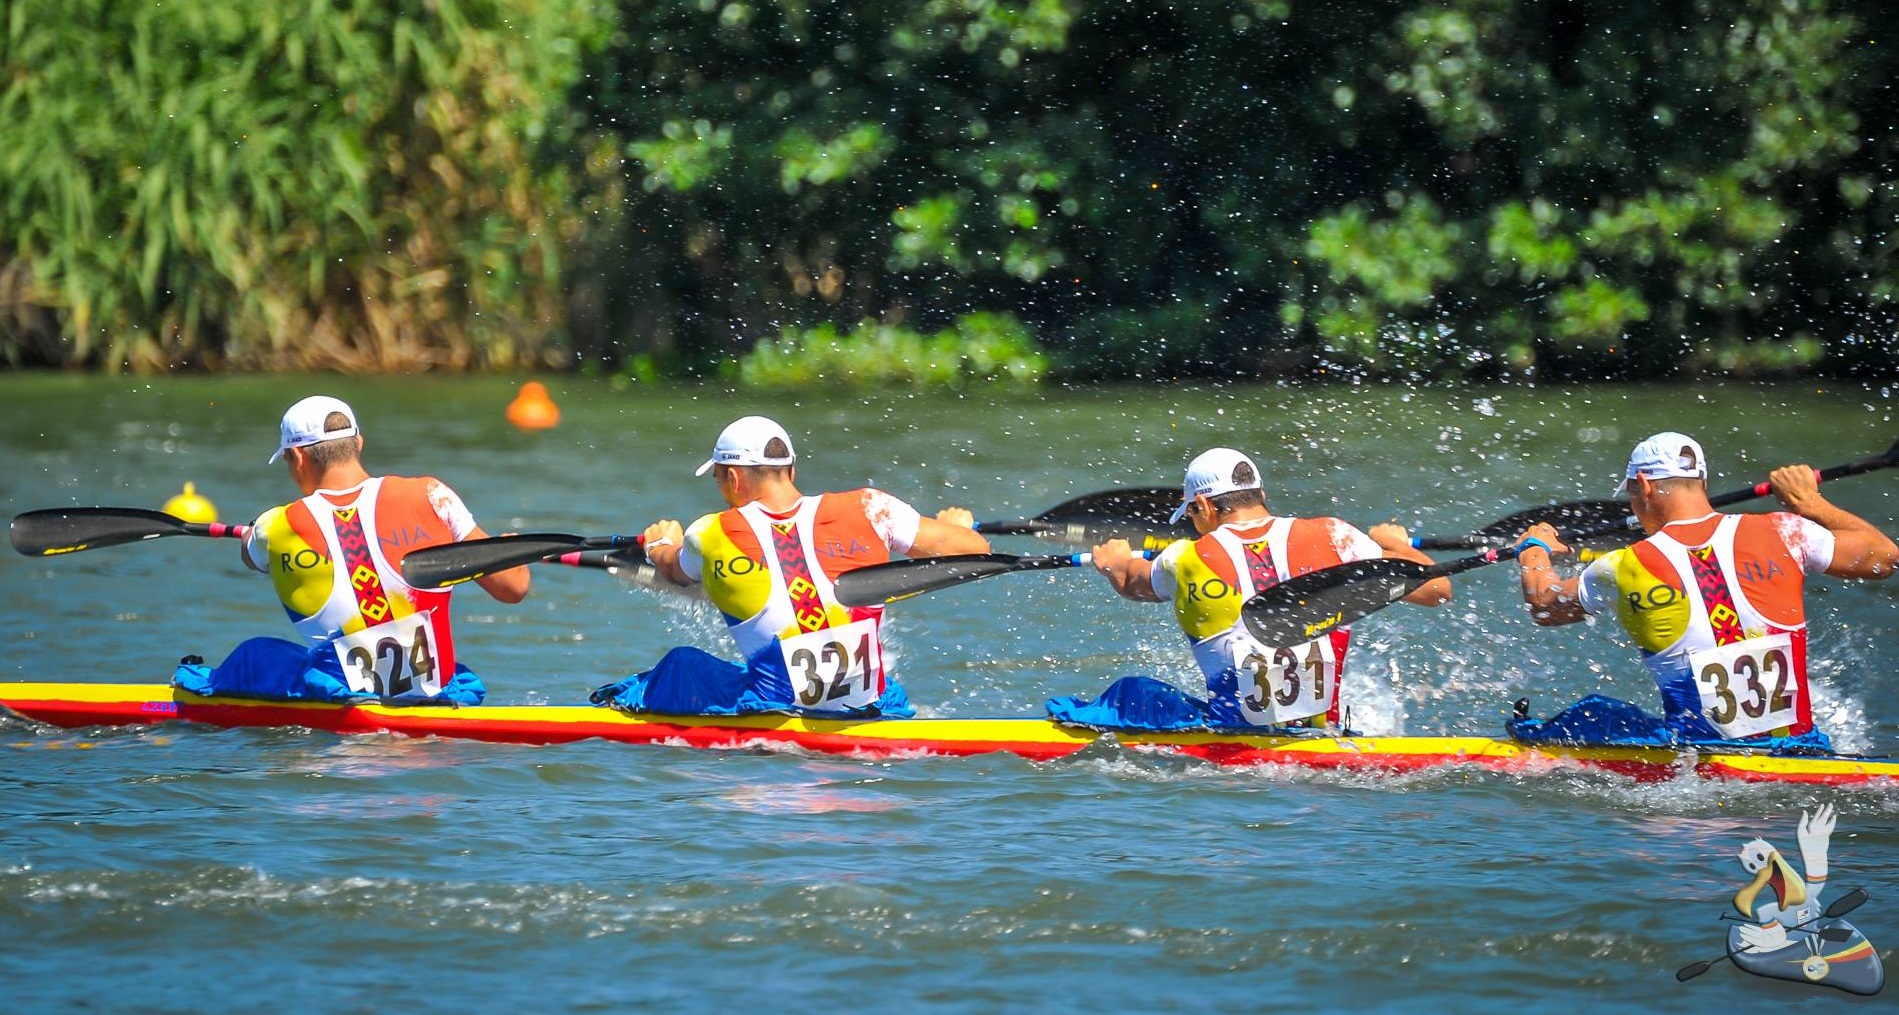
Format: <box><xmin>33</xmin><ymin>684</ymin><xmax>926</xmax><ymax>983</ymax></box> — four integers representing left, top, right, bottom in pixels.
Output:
<box><xmin>1367</xmin><ymin>523</ymin><xmax>1411</xmax><ymax>552</ymax></box>
<box><xmin>1090</xmin><ymin>538</ymin><xmax>1133</xmax><ymax>576</ymax></box>
<box><xmin>1091</xmin><ymin>538</ymin><xmax>1159</xmax><ymax>601</ymax></box>
<box><xmin>1768</xmin><ymin>464</ymin><xmax>1823</xmax><ymax>513</ymax></box>
<box><xmin>1514</xmin><ymin>523</ymin><xmax>1572</xmax><ymax>559</ymax></box>
<box><xmin>935</xmin><ymin>507</ymin><xmax>975</xmax><ymax>529</ymax></box>
<box><xmin>641</xmin><ymin>519</ymin><xmax>684</xmax><ymax>570</ymax></box>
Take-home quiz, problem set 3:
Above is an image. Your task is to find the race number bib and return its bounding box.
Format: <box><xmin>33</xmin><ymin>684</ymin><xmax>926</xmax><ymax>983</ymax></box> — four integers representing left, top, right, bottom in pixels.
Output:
<box><xmin>1690</xmin><ymin>633</ymin><xmax>1798</xmax><ymax>739</ymax></box>
<box><xmin>331</xmin><ymin>611</ymin><xmax>442</xmax><ymax>700</ymax></box>
<box><xmin>1231</xmin><ymin>636</ymin><xmax>1337</xmax><ymax>726</ymax></box>
<box><xmin>778</xmin><ymin>617</ymin><xmax>883</xmax><ymax>712</ymax></box>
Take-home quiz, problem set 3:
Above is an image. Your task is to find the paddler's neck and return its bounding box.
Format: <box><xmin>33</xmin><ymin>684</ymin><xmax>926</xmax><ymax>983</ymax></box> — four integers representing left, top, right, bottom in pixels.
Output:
<box><xmin>723</xmin><ymin>468</ymin><xmax>802</xmax><ymax>513</ymax></box>
<box><xmin>1633</xmin><ymin>478</ymin><xmax>1716</xmax><ymax>534</ymax></box>
<box><xmin>1204</xmin><ymin>503</ymin><xmax>1271</xmax><ymax>534</ymax></box>
<box><xmin>296</xmin><ymin>461</ymin><xmax>370</xmax><ymax>497</ymax></box>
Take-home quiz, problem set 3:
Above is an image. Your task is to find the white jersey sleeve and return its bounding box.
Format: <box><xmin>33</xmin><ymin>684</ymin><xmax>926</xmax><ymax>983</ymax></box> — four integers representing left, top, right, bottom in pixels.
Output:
<box><xmin>1326</xmin><ymin>519</ymin><xmax>1382</xmax><ymax>563</ymax></box>
<box><xmin>1574</xmin><ymin>549</ymin><xmax>1624</xmax><ymax>616</ymax></box>
<box><xmin>1147</xmin><ymin>539</ymin><xmax>1192</xmax><ymax>602</ymax></box>
<box><xmin>1770</xmin><ymin>512</ymin><xmax>1836</xmax><ymax>574</ymax></box>
<box><xmin>861</xmin><ymin>488</ymin><xmax>923</xmax><ymax>555</ymax></box>
<box><xmin>422</xmin><ymin>479</ymin><xmax>478</xmax><ymax>542</ymax></box>
<box><xmin>241</xmin><ymin>516</ymin><xmax>271</xmax><ymax>574</ymax></box>
<box><xmin>676</xmin><ymin>514</ymin><xmax>719</xmax><ymax>582</ymax></box>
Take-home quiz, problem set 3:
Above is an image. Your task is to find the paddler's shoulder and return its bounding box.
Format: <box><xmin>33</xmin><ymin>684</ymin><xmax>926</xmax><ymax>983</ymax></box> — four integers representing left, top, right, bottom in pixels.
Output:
<box><xmin>817</xmin><ymin>487</ymin><xmax>912</xmax><ymax>518</ymax></box>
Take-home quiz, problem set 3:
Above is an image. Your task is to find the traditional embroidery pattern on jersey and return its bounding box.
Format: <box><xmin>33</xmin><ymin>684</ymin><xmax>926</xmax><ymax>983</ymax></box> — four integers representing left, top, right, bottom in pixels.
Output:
<box><xmin>1687</xmin><ymin>545</ymin><xmax>1747</xmax><ymax>645</ymax></box>
<box><xmin>1242</xmin><ymin>539</ymin><xmax>1279</xmax><ymax>595</ymax></box>
<box><xmin>770</xmin><ymin>520</ymin><xmax>828</xmax><ymax>633</ymax></box>
<box><xmin>332</xmin><ymin>506</ymin><xmax>393</xmax><ymax>625</ymax></box>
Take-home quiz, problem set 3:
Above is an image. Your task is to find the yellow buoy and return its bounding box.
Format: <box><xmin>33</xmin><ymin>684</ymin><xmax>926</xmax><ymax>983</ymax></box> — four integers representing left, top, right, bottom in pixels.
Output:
<box><xmin>163</xmin><ymin>482</ymin><xmax>218</xmax><ymax>523</ymax></box>
<box><xmin>506</xmin><ymin>380</ymin><xmax>561</xmax><ymax>430</ymax></box>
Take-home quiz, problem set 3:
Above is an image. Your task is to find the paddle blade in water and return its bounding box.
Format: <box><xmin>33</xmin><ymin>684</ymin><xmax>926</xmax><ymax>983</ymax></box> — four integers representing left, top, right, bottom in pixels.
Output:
<box><xmin>10</xmin><ymin>507</ymin><xmax>188</xmax><ymax>556</ymax></box>
<box><xmin>400</xmin><ymin>533</ymin><xmax>590</xmax><ymax>589</ymax></box>
<box><xmin>832</xmin><ymin>553</ymin><xmax>1073</xmax><ymax>607</ymax></box>
<box><xmin>1240</xmin><ymin>558</ymin><xmax>1430</xmax><ymax>646</ymax></box>
<box><xmin>1476</xmin><ymin>500</ymin><xmax>1634</xmax><ymax>542</ymax></box>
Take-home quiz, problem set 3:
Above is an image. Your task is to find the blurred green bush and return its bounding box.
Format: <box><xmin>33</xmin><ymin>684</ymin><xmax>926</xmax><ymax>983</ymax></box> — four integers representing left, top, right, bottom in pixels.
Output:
<box><xmin>0</xmin><ymin>0</ymin><xmax>608</xmax><ymax>371</ymax></box>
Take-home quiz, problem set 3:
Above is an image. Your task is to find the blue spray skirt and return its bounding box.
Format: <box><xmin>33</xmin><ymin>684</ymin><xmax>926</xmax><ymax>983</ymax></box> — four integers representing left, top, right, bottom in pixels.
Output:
<box><xmin>592</xmin><ymin>645</ymin><xmax>915</xmax><ymax>718</ymax></box>
<box><xmin>1508</xmin><ymin>694</ymin><xmax>1831</xmax><ymax>754</ymax></box>
<box><xmin>172</xmin><ymin>636</ymin><xmax>486</xmax><ymax>706</ymax></box>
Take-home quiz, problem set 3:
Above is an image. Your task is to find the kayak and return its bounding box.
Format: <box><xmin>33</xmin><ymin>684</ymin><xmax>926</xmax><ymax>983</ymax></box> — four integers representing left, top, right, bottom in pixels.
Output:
<box><xmin>5</xmin><ymin>682</ymin><xmax>1899</xmax><ymax>785</ymax></box>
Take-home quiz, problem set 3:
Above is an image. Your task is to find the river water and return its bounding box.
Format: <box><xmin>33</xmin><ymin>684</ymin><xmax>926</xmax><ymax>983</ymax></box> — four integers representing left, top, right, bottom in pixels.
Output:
<box><xmin>2</xmin><ymin>375</ymin><xmax>1896</xmax><ymax>1012</ymax></box>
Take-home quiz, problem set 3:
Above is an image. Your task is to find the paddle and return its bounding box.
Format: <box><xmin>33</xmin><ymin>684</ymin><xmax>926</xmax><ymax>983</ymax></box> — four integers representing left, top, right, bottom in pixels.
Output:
<box><xmin>400</xmin><ymin>532</ymin><xmax>644</xmax><ymax>589</ymax></box>
<box><xmin>1410</xmin><ymin>434</ymin><xmax>1899</xmax><ymax>550</ymax></box>
<box><xmin>10</xmin><ymin>507</ymin><xmax>251</xmax><ymax>556</ymax></box>
<box><xmin>833</xmin><ymin>550</ymin><xmax>1156</xmax><ymax>607</ymax></box>
<box><xmin>1411</xmin><ymin>500</ymin><xmax>1630</xmax><ymax>550</ymax></box>
<box><xmin>976</xmin><ymin>487</ymin><xmax>1193</xmax><ymax>547</ymax></box>
<box><xmin>1676</xmin><ymin>887</ymin><xmax>1868</xmax><ymax>982</ymax></box>
<box><xmin>1244</xmin><ymin>438</ymin><xmax>1899</xmax><ymax>645</ymax></box>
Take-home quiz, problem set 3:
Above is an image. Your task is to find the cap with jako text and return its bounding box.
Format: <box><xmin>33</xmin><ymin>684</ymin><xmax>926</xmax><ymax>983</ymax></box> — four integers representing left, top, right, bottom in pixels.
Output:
<box><xmin>696</xmin><ymin>416</ymin><xmax>797</xmax><ymax>476</ymax></box>
<box><xmin>269</xmin><ymin>395</ymin><xmax>359</xmax><ymax>464</ymax></box>
<box><xmin>1615</xmin><ymin>431</ymin><xmax>1707</xmax><ymax>495</ymax></box>
<box><xmin>1170</xmin><ymin>447</ymin><xmax>1264</xmax><ymax>523</ymax></box>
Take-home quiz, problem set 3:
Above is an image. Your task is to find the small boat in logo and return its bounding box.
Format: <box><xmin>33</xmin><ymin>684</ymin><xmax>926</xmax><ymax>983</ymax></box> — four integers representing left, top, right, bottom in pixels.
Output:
<box><xmin>1678</xmin><ymin>805</ymin><xmax>1884</xmax><ymax>996</ymax></box>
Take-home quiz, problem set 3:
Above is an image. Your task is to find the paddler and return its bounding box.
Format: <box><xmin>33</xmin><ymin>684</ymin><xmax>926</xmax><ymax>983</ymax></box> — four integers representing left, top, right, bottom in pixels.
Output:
<box><xmin>1049</xmin><ymin>447</ymin><xmax>1451</xmax><ymax>731</ymax></box>
<box><xmin>1511</xmin><ymin>432</ymin><xmax>1898</xmax><ymax>749</ymax></box>
<box><xmin>174</xmin><ymin>396</ymin><xmax>530</xmax><ymax>705</ymax></box>
<box><xmin>605</xmin><ymin>415</ymin><xmax>988</xmax><ymax>716</ymax></box>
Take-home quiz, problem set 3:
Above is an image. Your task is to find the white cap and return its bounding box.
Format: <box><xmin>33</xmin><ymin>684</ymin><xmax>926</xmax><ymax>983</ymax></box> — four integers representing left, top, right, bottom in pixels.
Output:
<box><xmin>269</xmin><ymin>395</ymin><xmax>359</xmax><ymax>464</ymax></box>
<box><xmin>1170</xmin><ymin>447</ymin><xmax>1264</xmax><ymax>523</ymax></box>
<box><xmin>1615</xmin><ymin>431</ymin><xmax>1707</xmax><ymax>495</ymax></box>
<box><xmin>695</xmin><ymin>415</ymin><xmax>797</xmax><ymax>476</ymax></box>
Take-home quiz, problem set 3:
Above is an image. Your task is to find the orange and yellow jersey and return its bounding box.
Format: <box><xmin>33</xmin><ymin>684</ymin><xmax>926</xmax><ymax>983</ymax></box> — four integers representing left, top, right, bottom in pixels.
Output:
<box><xmin>1149</xmin><ymin>516</ymin><xmax>1379</xmax><ymax>726</ymax></box>
<box><xmin>243</xmin><ymin>476</ymin><xmax>476</xmax><ymax>674</ymax></box>
<box><xmin>677</xmin><ymin>489</ymin><xmax>922</xmax><ymax>665</ymax></box>
<box><xmin>1577</xmin><ymin>512</ymin><xmax>1835</xmax><ymax>738</ymax></box>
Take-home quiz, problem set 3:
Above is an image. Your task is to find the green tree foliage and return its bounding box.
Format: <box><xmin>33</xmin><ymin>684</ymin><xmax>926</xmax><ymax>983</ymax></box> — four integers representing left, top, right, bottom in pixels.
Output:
<box><xmin>7</xmin><ymin>1</ymin><xmax>1896</xmax><ymax>381</ymax></box>
<box><xmin>0</xmin><ymin>0</ymin><xmax>607</xmax><ymax>371</ymax></box>
<box><xmin>577</xmin><ymin>0</ymin><xmax>1899</xmax><ymax>380</ymax></box>
<box><xmin>736</xmin><ymin>311</ymin><xmax>1046</xmax><ymax>388</ymax></box>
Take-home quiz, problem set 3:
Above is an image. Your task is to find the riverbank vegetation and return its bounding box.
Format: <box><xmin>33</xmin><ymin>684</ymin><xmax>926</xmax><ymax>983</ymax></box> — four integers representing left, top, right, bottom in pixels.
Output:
<box><xmin>4</xmin><ymin>1</ymin><xmax>1895</xmax><ymax>382</ymax></box>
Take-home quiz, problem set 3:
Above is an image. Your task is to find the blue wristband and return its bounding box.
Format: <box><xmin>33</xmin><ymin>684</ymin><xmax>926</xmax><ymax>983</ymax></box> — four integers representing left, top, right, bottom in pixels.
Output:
<box><xmin>1515</xmin><ymin>536</ymin><xmax>1553</xmax><ymax>557</ymax></box>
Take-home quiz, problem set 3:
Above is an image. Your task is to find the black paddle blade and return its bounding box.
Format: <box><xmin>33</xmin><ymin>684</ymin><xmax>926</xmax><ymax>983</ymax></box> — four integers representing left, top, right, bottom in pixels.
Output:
<box><xmin>10</xmin><ymin>507</ymin><xmax>188</xmax><ymax>556</ymax></box>
<box><xmin>1819</xmin><ymin>925</ymin><xmax>1855</xmax><ymax>943</ymax></box>
<box><xmin>832</xmin><ymin>553</ymin><xmax>1075</xmax><ymax>607</ymax></box>
<box><xmin>1824</xmin><ymin>887</ymin><xmax>1869</xmax><ymax>918</ymax></box>
<box><xmin>1674</xmin><ymin>960</ymin><xmax>1714</xmax><ymax>982</ymax></box>
<box><xmin>982</xmin><ymin>487</ymin><xmax>1192</xmax><ymax>547</ymax></box>
<box><xmin>1241</xmin><ymin>558</ymin><xmax>1430</xmax><ymax>646</ymax></box>
<box><xmin>400</xmin><ymin>533</ymin><xmax>590</xmax><ymax>589</ymax></box>
<box><xmin>1475</xmin><ymin>499</ymin><xmax>1634</xmax><ymax>541</ymax></box>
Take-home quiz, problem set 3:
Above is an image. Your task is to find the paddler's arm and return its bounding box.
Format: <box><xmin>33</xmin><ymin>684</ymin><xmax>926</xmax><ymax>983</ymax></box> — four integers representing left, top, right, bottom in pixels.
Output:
<box><xmin>464</xmin><ymin>525</ymin><xmax>532</xmax><ymax>603</ymax></box>
<box><xmin>1368</xmin><ymin>523</ymin><xmax>1452</xmax><ymax>606</ymax></box>
<box><xmin>1091</xmin><ymin>538</ymin><xmax>1159</xmax><ymax>601</ymax></box>
<box><xmin>906</xmin><ymin>507</ymin><xmax>990</xmax><ymax>557</ymax></box>
<box><xmin>640</xmin><ymin>519</ymin><xmax>694</xmax><ymax>586</ymax></box>
<box><xmin>1770</xmin><ymin>464</ymin><xmax>1899</xmax><ymax>579</ymax></box>
<box><xmin>1514</xmin><ymin>522</ymin><xmax>1585</xmax><ymax>625</ymax></box>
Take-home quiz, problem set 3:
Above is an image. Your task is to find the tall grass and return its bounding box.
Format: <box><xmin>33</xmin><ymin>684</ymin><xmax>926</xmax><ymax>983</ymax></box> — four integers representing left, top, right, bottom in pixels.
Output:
<box><xmin>0</xmin><ymin>1</ymin><xmax>608</xmax><ymax>371</ymax></box>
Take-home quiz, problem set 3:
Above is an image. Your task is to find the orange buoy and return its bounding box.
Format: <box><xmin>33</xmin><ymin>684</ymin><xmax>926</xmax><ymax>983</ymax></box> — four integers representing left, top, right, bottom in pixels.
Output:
<box><xmin>506</xmin><ymin>381</ymin><xmax>560</xmax><ymax>430</ymax></box>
